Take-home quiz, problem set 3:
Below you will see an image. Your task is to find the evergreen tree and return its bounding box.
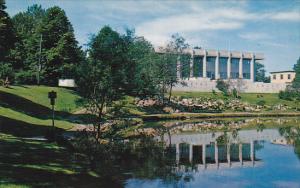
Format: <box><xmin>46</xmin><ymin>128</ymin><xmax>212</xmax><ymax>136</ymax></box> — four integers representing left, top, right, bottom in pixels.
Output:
<box><xmin>0</xmin><ymin>0</ymin><xmax>15</xmax><ymax>61</ymax></box>
<box><xmin>40</xmin><ymin>6</ymin><xmax>83</xmax><ymax>85</ymax></box>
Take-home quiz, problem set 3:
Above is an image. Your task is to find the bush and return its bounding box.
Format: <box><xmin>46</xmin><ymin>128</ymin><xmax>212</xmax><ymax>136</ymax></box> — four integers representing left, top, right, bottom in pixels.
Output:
<box><xmin>279</xmin><ymin>90</ymin><xmax>300</xmax><ymax>101</ymax></box>
<box><xmin>256</xmin><ymin>100</ymin><xmax>266</xmax><ymax>106</ymax></box>
<box><xmin>0</xmin><ymin>63</ymin><xmax>14</xmax><ymax>81</ymax></box>
<box><xmin>216</xmin><ymin>79</ymin><xmax>229</xmax><ymax>96</ymax></box>
<box><xmin>14</xmin><ymin>70</ymin><xmax>37</xmax><ymax>85</ymax></box>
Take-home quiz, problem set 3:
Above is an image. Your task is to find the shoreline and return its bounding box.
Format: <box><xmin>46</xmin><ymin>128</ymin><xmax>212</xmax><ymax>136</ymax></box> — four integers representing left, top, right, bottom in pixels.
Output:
<box><xmin>141</xmin><ymin>112</ymin><xmax>300</xmax><ymax>121</ymax></box>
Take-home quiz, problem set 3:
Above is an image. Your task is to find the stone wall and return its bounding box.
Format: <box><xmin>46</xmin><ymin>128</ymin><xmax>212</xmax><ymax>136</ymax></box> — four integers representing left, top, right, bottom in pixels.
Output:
<box><xmin>173</xmin><ymin>78</ymin><xmax>287</xmax><ymax>93</ymax></box>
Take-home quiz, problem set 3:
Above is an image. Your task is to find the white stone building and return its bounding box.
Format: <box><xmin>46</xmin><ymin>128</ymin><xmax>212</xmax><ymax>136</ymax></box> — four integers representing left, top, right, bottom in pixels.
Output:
<box><xmin>156</xmin><ymin>48</ymin><xmax>288</xmax><ymax>93</ymax></box>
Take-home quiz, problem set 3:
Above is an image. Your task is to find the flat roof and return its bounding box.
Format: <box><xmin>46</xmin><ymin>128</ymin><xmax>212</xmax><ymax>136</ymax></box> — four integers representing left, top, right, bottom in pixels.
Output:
<box><xmin>155</xmin><ymin>47</ymin><xmax>264</xmax><ymax>60</ymax></box>
<box><xmin>270</xmin><ymin>71</ymin><xmax>295</xmax><ymax>74</ymax></box>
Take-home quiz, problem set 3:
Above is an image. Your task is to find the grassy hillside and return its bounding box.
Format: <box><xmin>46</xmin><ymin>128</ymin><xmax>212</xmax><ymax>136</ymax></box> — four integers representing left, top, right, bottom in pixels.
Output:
<box><xmin>0</xmin><ymin>86</ymin><xmax>83</xmax><ymax>136</ymax></box>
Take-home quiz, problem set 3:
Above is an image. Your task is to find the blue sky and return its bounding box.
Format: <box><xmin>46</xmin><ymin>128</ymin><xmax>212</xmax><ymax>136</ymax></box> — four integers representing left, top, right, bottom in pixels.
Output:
<box><xmin>6</xmin><ymin>0</ymin><xmax>300</xmax><ymax>74</ymax></box>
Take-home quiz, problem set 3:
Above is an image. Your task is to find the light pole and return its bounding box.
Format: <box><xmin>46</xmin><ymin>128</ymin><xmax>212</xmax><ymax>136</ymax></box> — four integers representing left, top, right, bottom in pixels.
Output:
<box><xmin>48</xmin><ymin>90</ymin><xmax>57</xmax><ymax>134</ymax></box>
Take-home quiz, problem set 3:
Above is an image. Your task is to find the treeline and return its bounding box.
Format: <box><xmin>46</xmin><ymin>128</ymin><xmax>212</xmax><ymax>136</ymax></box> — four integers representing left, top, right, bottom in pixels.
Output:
<box><xmin>1</xmin><ymin>2</ymin><xmax>83</xmax><ymax>85</ymax></box>
<box><xmin>0</xmin><ymin>2</ymin><xmax>187</xmax><ymax>97</ymax></box>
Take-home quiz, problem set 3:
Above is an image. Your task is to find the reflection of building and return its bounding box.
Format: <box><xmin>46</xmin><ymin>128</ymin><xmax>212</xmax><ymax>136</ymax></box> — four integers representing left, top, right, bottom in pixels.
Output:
<box><xmin>159</xmin><ymin>129</ymin><xmax>286</xmax><ymax>170</ymax></box>
<box><xmin>270</xmin><ymin>71</ymin><xmax>296</xmax><ymax>84</ymax></box>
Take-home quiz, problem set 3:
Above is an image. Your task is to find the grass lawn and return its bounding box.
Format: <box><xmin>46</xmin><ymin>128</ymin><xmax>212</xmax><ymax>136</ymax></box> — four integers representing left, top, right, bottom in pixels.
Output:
<box><xmin>0</xmin><ymin>133</ymin><xmax>117</xmax><ymax>188</ymax></box>
<box><xmin>0</xmin><ymin>85</ymin><xmax>83</xmax><ymax>136</ymax></box>
<box><xmin>172</xmin><ymin>91</ymin><xmax>299</xmax><ymax>108</ymax></box>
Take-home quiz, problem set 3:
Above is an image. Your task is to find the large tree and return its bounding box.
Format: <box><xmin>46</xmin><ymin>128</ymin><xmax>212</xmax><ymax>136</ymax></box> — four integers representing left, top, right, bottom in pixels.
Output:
<box><xmin>11</xmin><ymin>5</ymin><xmax>83</xmax><ymax>85</ymax></box>
<box><xmin>76</xmin><ymin>26</ymin><xmax>128</xmax><ymax>139</ymax></box>
<box><xmin>39</xmin><ymin>6</ymin><xmax>83</xmax><ymax>85</ymax></box>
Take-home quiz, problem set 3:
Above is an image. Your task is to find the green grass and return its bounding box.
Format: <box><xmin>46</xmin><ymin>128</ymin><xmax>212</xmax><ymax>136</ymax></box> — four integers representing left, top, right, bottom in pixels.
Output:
<box><xmin>0</xmin><ymin>85</ymin><xmax>83</xmax><ymax>136</ymax></box>
<box><xmin>0</xmin><ymin>85</ymin><xmax>81</xmax><ymax>113</ymax></box>
<box><xmin>172</xmin><ymin>91</ymin><xmax>299</xmax><ymax>108</ymax></box>
<box><xmin>0</xmin><ymin>133</ymin><xmax>109</xmax><ymax>187</ymax></box>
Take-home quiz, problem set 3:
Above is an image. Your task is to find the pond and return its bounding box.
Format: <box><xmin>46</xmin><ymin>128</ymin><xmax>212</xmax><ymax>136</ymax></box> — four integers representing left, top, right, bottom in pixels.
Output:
<box><xmin>123</xmin><ymin>118</ymin><xmax>300</xmax><ymax>188</ymax></box>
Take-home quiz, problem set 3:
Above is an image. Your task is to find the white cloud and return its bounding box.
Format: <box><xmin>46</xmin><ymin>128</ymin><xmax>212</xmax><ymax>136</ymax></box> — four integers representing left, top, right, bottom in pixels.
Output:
<box><xmin>239</xmin><ymin>33</ymin><xmax>271</xmax><ymax>40</ymax></box>
<box><xmin>270</xmin><ymin>11</ymin><xmax>300</xmax><ymax>21</ymax></box>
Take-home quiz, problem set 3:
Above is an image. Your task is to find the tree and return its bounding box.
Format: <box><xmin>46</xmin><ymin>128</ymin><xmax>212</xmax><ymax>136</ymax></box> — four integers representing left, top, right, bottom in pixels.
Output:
<box><xmin>159</xmin><ymin>34</ymin><xmax>189</xmax><ymax>102</ymax></box>
<box><xmin>40</xmin><ymin>6</ymin><xmax>83</xmax><ymax>85</ymax></box>
<box><xmin>11</xmin><ymin>5</ymin><xmax>83</xmax><ymax>85</ymax></box>
<box><xmin>122</xmin><ymin>30</ymin><xmax>160</xmax><ymax>97</ymax></box>
<box><xmin>0</xmin><ymin>0</ymin><xmax>16</xmax><ymax>83</ymax></box>
<box><xmin>255</xmin><ymin>63</ymin><xmax>269</xmax><ymax>82</ymax></box>
<box><xmin>0</xmin><ymin>0</ymin><xmax>16</xmax><ymax>62</ymax></box>
<box><xmin>11</xmin><ymin>5</ymin><xmax>46</xmax><ymax>83</ymax></box>
<box><xmin>292</xmin><ymin>57</ymin><xmax>300</xmax><ymax>90</ymax></box>
<box><xmin>76</xmin><ymin>26</ymin><xmax>127</xmax><ymax>140</ymax></box>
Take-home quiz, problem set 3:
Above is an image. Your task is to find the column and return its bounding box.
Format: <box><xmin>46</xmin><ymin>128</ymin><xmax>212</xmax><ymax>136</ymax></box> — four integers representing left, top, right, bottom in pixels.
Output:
<box><xmin>202</xmin><ymin>144</ymin><xmax>206</xmax><ymax>168</ymax></box>
<box><xmin>239</xmin><ymin>143</ymin><xmax>243</xmax><ymax>166</ymax></box>
<box><xmin>227</xmin><ymin>143</ymin><xmax>231</xmax><ymax>167</ymax></box>
<box><xmin>203</xmin><ymin>50</ymin><xmax>207</xmax><ymax>78</ymax></box>
<box><xmin>215</xmin><ymin>142</ymin><xmax>219</xmax><ymax>168</ymax></box>
<box><xmin>239</xmin><ymin>53</ymin><xmax>243</xmax><ymax>78</ymax></box>
<box><xmin>250</xmin><ymin>140</ymin><xmax>254</xmax><ymax>166</ymax></box>
<box><xmin>250</xmin><ymin>53</ymin><xmax>255</xmax><ymax>82</ymax></box>
<box><xmin>176</xmin><ymin>56</ymin><xmax>181</xmax><ymax>79</ymax></box>
<box><xmin>190</xmin><ymin>50</ymin><xmax>194</xmax><ymax>79</ymax></box>
<box><xmin>215</xmin><ymin>51</ymin><xmax>220</xmax><ymax>79</ymax></box>
<box><xmin>176</xmin><ymin>143</ymin><xmax>180</xmax><ymax>164</ymax></box>
<box><xmin>189</xmin><ymin>144</ymin><xmax>193</xmax><ymax>163</ymax></box>
<box><xmin>227</xmin><ymin>52</ymin><xmax>231</xmax><ymax>79</ymax></box>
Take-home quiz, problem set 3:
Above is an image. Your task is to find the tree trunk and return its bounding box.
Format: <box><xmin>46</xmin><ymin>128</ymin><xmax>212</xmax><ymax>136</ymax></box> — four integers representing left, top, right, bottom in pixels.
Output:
<box><xmin>168</xmin><ymin>84</ymin><xmax>173</xmax><ymax>102</ymax></box>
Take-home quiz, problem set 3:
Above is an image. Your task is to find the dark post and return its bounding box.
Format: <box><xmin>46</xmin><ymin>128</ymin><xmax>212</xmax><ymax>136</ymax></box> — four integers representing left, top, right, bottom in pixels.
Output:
<box><xmin>48</xmin><ymin>90</ymin><xmax>57</xmax><ymax>133</ymax></box>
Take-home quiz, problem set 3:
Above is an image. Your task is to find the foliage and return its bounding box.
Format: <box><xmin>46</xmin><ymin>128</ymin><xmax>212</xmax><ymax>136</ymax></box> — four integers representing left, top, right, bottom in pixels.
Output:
<box><xmin>123</xmin><ymin>31</ymin><xmax>160</xmax><ymax>97</ymax></box>
<box><xmin>76</xmin><ymin>26</ymin><xmax>128</xmax><ymax>139</ymax></box>
<box><xmin>279</xmin><ymin>89</ymin><xmax>300</xmax><ymax>101</ymax></box>
<box><xmin>255</xmin><ymin>63</ymin><xmax>269</xmax><ymax>82</ymax></box>
<box><xmin>10</xmin><ymin>5</ymin><xmax>83</xmax><ymax>85</ymax></box>
<box><xmin>14</xmin><ymin>70</ymin><xmax>37</xmax><ymax>84</ymax></box>
<box><xmin>256</xmin><ymin>100</ymin><xmax>266</xmax><ymax>106</ymax></box>
<box><xmin>292</xmin><ymin>57</ymin><xmax>300</xmax><ymax>89</ymax></box>
<box><xmin>0</xmin><ymin>0</ymin><xmax>16</xmax><ymax>62</ymax></box>
<box><xmin>0</xmin><ymin>62</ymin><xmax>14</xmax><ymax>80</ymax></box>
<box><xmin>158</xmin><ymin>34</ymin><xmax>189</xmax><ymax>101</ymax></box>
<box><xmin>216</xmin><ymin>79</ymin><xmax>229</xmax><ymax>96</ymax></box>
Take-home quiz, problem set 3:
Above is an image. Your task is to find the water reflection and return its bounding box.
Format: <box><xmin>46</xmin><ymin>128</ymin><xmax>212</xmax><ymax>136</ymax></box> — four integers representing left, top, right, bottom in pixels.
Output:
<box><xmin>124</xmin><ymin>119</ymin><xmax>300</xmax><ymax>188</ymax></box>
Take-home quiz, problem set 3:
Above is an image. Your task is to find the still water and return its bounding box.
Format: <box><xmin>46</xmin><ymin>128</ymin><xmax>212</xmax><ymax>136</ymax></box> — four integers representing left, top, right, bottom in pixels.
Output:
<box><xmin>124</xmin><ymin>119</ymin><xmax>300</xmax><ymax>188</ymax></box>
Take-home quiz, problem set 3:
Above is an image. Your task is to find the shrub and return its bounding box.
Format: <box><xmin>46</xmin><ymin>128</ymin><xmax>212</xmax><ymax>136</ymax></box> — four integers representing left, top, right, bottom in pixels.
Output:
<box><xmin>256</xmin><ymin>100</ymin><xmax>266</xmax><ymax>106</ymax></box>
<box><xmin>279</xmin><ymin>90</ymin><xmax>300</xmax><ymax>101</ymax></box>
<box><xmin>14</xmin><ymin>70</ymin><xmax>37</xmax><ymax>85</ymax></box>
<box><xmin>216</xmin><ymin>79</ymin><xmax>229</xmax><ymax>96</ymax></box>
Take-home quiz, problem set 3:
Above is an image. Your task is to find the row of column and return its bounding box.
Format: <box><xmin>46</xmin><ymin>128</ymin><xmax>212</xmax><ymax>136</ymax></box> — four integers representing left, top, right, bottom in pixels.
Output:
<box><xmin>175</xmin><ymin>140</ymin><xmax>255</xmax><ymax>167</ymax></box>
<box><xmin>177</xmin><ymin>51</ymin><xmax>255</xmax><ymax>81</ymax></box>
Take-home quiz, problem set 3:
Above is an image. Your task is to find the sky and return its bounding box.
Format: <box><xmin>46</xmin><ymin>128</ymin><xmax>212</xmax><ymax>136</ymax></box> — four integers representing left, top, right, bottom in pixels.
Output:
<box><xmin>6</xmin><ymin>0</ymin><xmax>300</xmax><ymax>74</ymax></box>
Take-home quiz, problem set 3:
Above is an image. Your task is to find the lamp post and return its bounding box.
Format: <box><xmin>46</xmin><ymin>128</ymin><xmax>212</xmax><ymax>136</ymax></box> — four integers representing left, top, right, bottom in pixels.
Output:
<box><xmin>48</xmin><ymin>91</ymin><xmax>57</xmax><ymax>133</ymax></box>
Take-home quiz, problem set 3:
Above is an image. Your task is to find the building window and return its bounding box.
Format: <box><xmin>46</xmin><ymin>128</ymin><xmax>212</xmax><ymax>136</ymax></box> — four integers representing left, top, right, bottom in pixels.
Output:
<box><xmin>288</xmin><ymin>74</ymin><xmax>291</xmax><ymax>79</ymax></box>
<box><xmin>180</xmin><ymin>54</ymin><xmax>191</xmax><ymax>78</ymax></box>
<box><xmin>207</xmin><ymin>57</ymin><xmax>216</xmax><ymax>80</ymax></box>
<box><xmin>230</xmin><ymin>58</ymin><xmax>240</xmax><ymax>79</ymax></box>
<box><xmin>193</xmin><ymin>56</ymin><xmax>203</xmax><ymax>78</ymax></box>
<box><xmin>219</xmin><ymin>57</ymin><xmax>228</xmax><ymax>79</ymax></box>
<box><xmin>242</xmin><ymin>59</ymin><xmax>251</xmax><ymax>79</ymax></box>
<box><xmin>280</xmin><ymin>74</ymin><xmax>283</xmax><ymax>80</ymax></box>
<box><xmin>273</xmin><ymin>75</ymin><xmax>276</xmax><ymax>80</ymax></box>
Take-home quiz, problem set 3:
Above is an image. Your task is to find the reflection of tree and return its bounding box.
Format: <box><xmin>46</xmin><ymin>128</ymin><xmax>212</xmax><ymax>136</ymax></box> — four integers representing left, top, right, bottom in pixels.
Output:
<box><xmin>279</xmin><ymin>126</ymin><xmax>300</xmax><ymax>159</ymax></box>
